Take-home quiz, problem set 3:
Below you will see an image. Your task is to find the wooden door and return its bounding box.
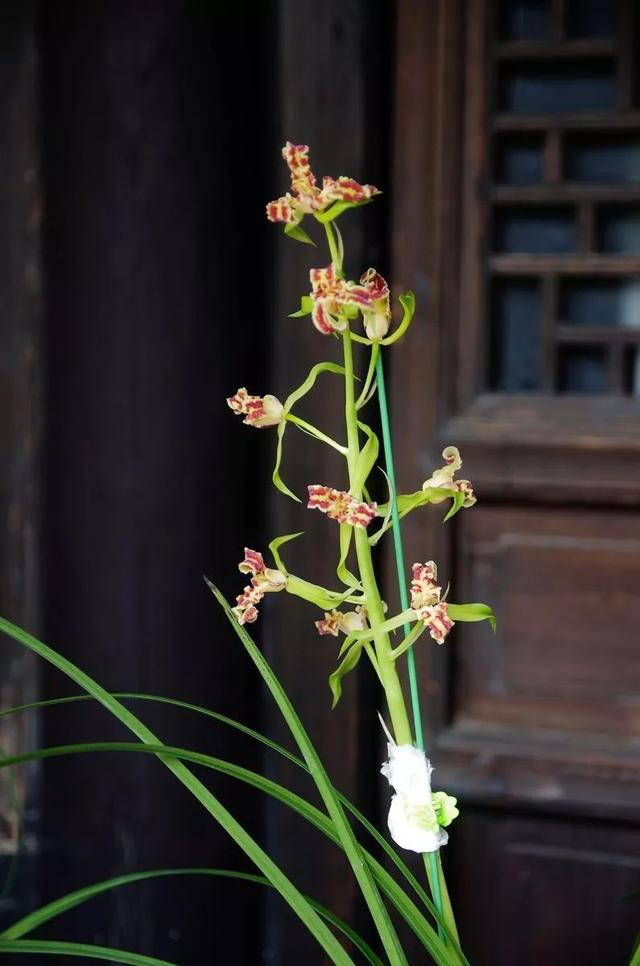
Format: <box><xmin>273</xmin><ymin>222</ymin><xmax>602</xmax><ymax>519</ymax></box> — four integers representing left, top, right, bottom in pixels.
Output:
<box><xmin>393</xmin><ymin>2</ymin><xmax>640</xmax><ymax>962</ymax></box>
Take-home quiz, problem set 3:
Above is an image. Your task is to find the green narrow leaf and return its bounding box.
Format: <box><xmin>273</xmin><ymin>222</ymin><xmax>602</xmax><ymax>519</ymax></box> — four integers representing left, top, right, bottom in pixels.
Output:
<box><xmin>353</xmin><ymin>421</ymin><xmax>380</xmax><ymax>494</ymax></box>
<box><xmin>447</xmin><ymin>602</ymin><xmax>496</xmax><ymax>631</ymax></box>
<box><xmin>0</xmin><ymin>740</ymin><xmax>459</xmax><ymax>966</ymax></box>
<box><xmin>274</xmin><ymin>362</ymin><xmax>346</xmax><ymax>502</ymax></box>
<box><xmin>2</xmin><ymin>868</ymin><xmax>384</xmax><ymax>966</ymax></box>
<box><xmin>0</xmin><ymin>692</ymin><xmax>303</xmax><ymax>766</ymax></box>
<box><xmin>284</xmin><ymin>222</ymin><xmax>316</xmax><ymax>245</ymax></box>
<box><xmin>268</xmin><ymin>532</ymin><xmax>304</xmax><ymax>573</ymax></box>
<box><xmin>284</xmin><ymin>361</ymin><xmax>346</xmax><ymax>412</ymax></box>
<box><xmin>336</xmin><ymin>524</ymin><xmax>362</xmax><ymax>589</ymax></box>
<box><xmin>0</xmin><ymin>693</ymin><xmax>466</xmax><ymax>963</ymax></box>
<box><xmin>285</xmin><ymin>574</ymin><xmax>358</xmax><ymax>610</ymax></box>
<box><xmin>381</xmin><ymin>291</ymin><xmax>416</xmax><ymax>346</ymax></box>
<box><xmin>0</xmin><ymin>618</ymin><xmax>354</xmax><ymax>966</ymax></box>
<box><xmin>207</xmin><ymin>586</ymin><xmax>413</xmax><ymax>966</ymax></box>
<box><xmin>273</xmin><ymin>420</ymin><xmax>300</xmax><ymax>502</ymax></box>
<box><xmin>375</xmin><ymin>488</ymin><xmax>456</xmax><ymax>522</ymax></box>
<box><xmin>0</xmin><ymin>938</ymin><xmax>174</xmax><ymax>964</ymax></box>
<box><xmin>329</xmin><ymin>643</ymin><xmax>365</xmax><ymax>709</ymax></box>
<box><xmin>314</xmin><ymin>198</ymin><xmax>374</xmax><ymax>224</ymax></box>
<box><xmin>368</xmin><ymin>468</ymin><xmax>394</xmax><ymax>548</ymax></box>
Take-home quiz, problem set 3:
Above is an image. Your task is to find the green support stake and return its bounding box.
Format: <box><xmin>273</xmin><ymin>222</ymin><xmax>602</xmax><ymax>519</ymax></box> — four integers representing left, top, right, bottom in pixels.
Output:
<box><xmin>375</xmin><ymin>351</ymin><xmax>445</xmax><ymax>934</ymax></box>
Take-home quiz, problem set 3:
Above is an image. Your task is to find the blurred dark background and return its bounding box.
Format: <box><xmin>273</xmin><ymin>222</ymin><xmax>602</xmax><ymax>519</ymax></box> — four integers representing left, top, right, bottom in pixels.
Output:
<box><xmin>2</xmin><ymin>0</ymin><xmax>640</xmax><ymax>963</ymax></box>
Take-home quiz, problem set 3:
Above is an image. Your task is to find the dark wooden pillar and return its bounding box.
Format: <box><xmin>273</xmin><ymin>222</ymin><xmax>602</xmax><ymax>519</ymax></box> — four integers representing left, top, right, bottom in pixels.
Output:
<box><xmin>0</xmin><ymin>0</ymin><xmax>42</xmax><ymax>925</ymax></box>
<box><xmin>39</xmin><ymin>1</ymin><xmax>272</xmax><ymax>959</ymax></box>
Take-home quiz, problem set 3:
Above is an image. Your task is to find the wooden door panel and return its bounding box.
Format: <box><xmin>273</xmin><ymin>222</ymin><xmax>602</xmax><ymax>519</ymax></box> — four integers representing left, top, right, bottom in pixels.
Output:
<box><xmin>455</xmin><ymin>505</ymin><xmax>640</xmax><ymax>736</ymax></box>
<box><xmin>393</xmin><ymin>0</ymin><xmax>640</xmax><ymax>957</ymax></box>
<box><xmin>453</xmin><ymin>811</ymin><xmax>640</xmax><ymax>966</ymax></box>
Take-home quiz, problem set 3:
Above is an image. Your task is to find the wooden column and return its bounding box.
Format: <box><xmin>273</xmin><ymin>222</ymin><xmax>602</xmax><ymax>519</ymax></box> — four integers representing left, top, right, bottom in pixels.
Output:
<box><xmin>0</xmin><ymin>0</ymin><xmax>42</xmax><ymax>924</ymax></box>
<box><xmin>39</xmin><ymin>1</ymin><xmax>271</xmax><ymax>959</ymax></box>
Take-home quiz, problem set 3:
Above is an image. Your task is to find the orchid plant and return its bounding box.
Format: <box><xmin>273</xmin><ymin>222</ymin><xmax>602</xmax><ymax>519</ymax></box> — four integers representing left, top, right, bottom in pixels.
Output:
<box><xmin>0</xmin><ymin>144</ymin><xmax>501</xmax><ymax>966</ymax></box>
<box><xmin>227</xmin><ymin>143</ymin><xmax>495</xmax><ymax>951</ymax></box>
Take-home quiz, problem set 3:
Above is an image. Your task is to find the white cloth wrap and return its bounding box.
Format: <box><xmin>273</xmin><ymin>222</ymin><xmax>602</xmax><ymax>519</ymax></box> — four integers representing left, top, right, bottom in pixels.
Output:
<box><xmin>380</xmin><ymin>743</ymin><xmax>448</xmax><ymax>854</ymax></box>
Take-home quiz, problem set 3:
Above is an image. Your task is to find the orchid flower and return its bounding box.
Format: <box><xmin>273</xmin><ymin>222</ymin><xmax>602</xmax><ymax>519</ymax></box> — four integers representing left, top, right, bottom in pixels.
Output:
<box><xmin>358</xmin><ymin>268</ymin><xmax>391</xmax><ymax>340</ymax></box>
<box><xmin>307</xmin><ymin>484</ymin><xmax>377</xmax><ymax>528</ymax></box>
<box><xmin>422</xmin><ymin>446</ymin><xmax>476</xmax><ymax>508</ymax></box>
<box><xmin>227</xmin><ymin>388</ymin><xmax>285</xmax><ymax>428</ymax></box>
<box><xmin>307</xmin><ymin>264</ymin><xmax>391</xmax><ymax>339</ymax></box>
<box><xmin>315</xmin><ymin>606</ymin><xmax>367</xmax><ymax>637</ymax></box>
<box><xmin>409</xmin><ymin>561</ymin><xmax>454</xmax><ymax>645</ymax></box>
<box><xmin>232</xmin><ymin>548</ymin><xmax>287</xmax><ymax>625</ymax></box>
<box><xmin>266</xmin><ymin>142</ymin><xmax>379</xmax><ymax>226</ymax></box>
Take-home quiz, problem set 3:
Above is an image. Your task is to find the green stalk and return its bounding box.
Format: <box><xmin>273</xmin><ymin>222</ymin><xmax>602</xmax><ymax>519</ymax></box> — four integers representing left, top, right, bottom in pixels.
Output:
<box><xmin>341</xmin><ymin>329</ymin><xmax>412</xmax><ymax>745</ymax></box>
<box><xmin>286</xmin><ymin>412</ymin><xmax>347</xmax><ymax>454</ymax></box>
<box><xmin>324</xmin><ymin>217</ymin><xmax>460</xmax><ymax>947</ymax></box>
<box><xmin>323</xmin><ymin>221</ymin><xmax>411</xmax><ymax>743</ymax></box>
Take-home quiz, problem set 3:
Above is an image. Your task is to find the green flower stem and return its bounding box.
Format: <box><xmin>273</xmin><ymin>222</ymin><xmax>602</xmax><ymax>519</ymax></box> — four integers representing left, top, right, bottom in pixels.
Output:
<box><xmin>324</xmin><ymin>221</ymin><xmax>343</xmax><ymax>275</ymax></box>
<box><xmin>285</xmin><ymin>413</ymin><xmax>348</xmax><ymax>455</ymax></box>
<box><xmin>324</xmin><ymin>220</ymin><xmax>458</xmax><ymax>946</ymax></box>
<box><xmin>342</xmin><ymin>329</ymin><xmax>412</xmax><ymax>746</ymax></box>
<box><xmin>355</xmin><ymin>344</ymin><xmax>380</xmax><ymax>410</ymax></box>
<box><xmin>390</xmin><ymin>622</ymin><xmax>426</xmax><ymax>660</ymax></box>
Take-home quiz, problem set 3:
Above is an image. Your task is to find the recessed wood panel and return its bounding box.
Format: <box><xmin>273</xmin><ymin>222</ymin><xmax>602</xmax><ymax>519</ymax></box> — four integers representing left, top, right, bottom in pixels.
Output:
<box><xmin>452</xmin><ymin>811</ymin><xmax>640</xmax><ymax>966</ymax></box>
<box><xmin>454</xmin><ymin>505</ymin><xmax>640</xmax><ymax>737</ymax></box>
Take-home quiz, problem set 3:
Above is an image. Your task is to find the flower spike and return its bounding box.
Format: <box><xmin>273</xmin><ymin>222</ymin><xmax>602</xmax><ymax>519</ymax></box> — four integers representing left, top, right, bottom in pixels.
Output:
<box><xmin>422</xmin><ymin>446</ymin><xmax>476</xmax><ymax>508</ymax></box>
<box><xmin>267</xmin><ymin>142</ymin><xmax>379</xmax><ymax>226</ymax></box>
<box><xmin>307</xmin><ymin>485</ymin><xmax>377</xmax><ymax>529</ymax></box>
<box><xmin>227</xmin><ymin>388</ymin><xmax>285</xmax><ymax>428</ymax></box>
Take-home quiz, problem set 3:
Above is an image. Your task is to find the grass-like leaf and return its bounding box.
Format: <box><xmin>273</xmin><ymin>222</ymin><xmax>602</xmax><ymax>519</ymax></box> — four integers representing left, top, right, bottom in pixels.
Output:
<box><xmin>0</xmin><ymin>740</ymin><xmax>460</xmax><ymax>966</ymax></box>
<box><xmin>273</xmin><ymin>361</ymin><xmax>346</xmax><ymax>502</ymax></box>
<box><xmin>205</xmin><ymin>583</ymin><xmax>411</xmax><ymax>966</ymax></box>
<box><xmin>0</xmin><ymin>617</ymin><xmax>354</xmax><ymax>966</ymax></box>
<box><xmin>0</xmin><ymin>692</ymin><xmax>467</xmax><ymax>963</ymax></box>
<box><xmin>2</xmin><ymin>868</ymin><xmax>384</xmax><ymax>966</ymax></box>
<box><xmin>0</xmin><ymin>938</ymin><xmax>174</xmax><ymax>963</ymax></box>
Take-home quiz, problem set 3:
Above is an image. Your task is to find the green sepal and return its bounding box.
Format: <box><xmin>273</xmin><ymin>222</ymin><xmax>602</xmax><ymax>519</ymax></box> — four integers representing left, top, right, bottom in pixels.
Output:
<box><xmin>284</xmin><ymin>222</ymin><xmax>316</xmax><ymax>246</ymax></box>
<box><xmin>289</xmin><ymin>295</ymin><xmax>314</xmax><ymax>318</ymax></box>
<box><xmin>314</xmin><ymin>198</ymin><xmax>375</xmax><ymax>225</ymax></box>
<box><xmin>353</xmin><ymin>421</ymin><xmax>380</xmax><ymax>494</ymax></box>
<box><xmin>381</xmin><ymin>291</ymin><xmax>416</xmax><ymax>346</ymax></box>
<box><xmin>443</xmin><ymin>490</ymin><xmax>466</xmax><ymax>522</ymax></box>
<box><xmin>342</xmin><ymin>303</ymin><xmax>359</xmax><ymax>319</ymax></box>
<box><xmin>273</xmin><ymin>362</ymin><xmax>346</xmax><ymax>503</ymax></box>
<box><xmin>329</xmin><ymin>641</ymin><xmax>365</xmax><ymax>708</ymax></box>
<box><xmin>447</xmin><ymin>602</ymin><xmax>496</xmax><ymax>631</ymax></box>
<box><xmin>268</xmin><ymin>532</ymin><xmax>304</xmax><ymax>573</ymax></box>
